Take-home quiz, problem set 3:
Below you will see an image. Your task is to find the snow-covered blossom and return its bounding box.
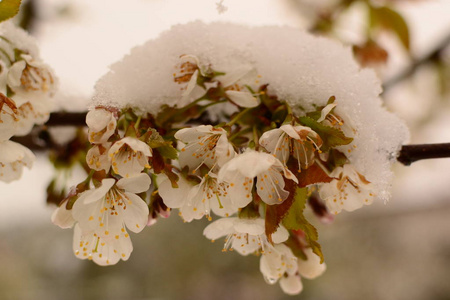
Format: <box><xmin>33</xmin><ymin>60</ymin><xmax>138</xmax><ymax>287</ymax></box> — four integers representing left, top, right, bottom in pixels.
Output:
<box><xmin>173</xmin><ymin>55</ymin><xmax>207</xmax><ymax>107</ymax></box>
<box><xmin>218</xmin><ymin>65</ymin><xmax>261</xmax><ymax>108</ymax></box>
<box><xmin>319</xmin><ymin>164</ymin><xmax>375</xmax><ymax>214</ymax></box>
<box><xmin>0</xmin><ymin>140</ymin><xmax>35</xmax><ymax>183</ymax></box>
<box><xmin>73</xmin><ymin>223</ymin><xmax>132</xmax><ymax>266</ymax></box>
<box><xmin>175</xmin><ymin>125</ymin><xmax>234</xmax><ymax>172</ymax></box>
<box><xmin>0</xmin><ymin>94</ymin><xmax>18</xmax><ymax>140</ymax></box>
<box><xmin>72</xmin><ymin>174</ymin><xmax>150</xmax><ymax>240</ymax></box>
<box><xmin>86</xmin><ymin>108</ymin><xmax>117</xmax><ymax>144</ymax></box>
<box><xmin>7</xmin><ymin>54</ymin><xmax>56</xmax><ymax>95</ymax></box>
<box><xmin>158</xmin><ymin>172</ymin><xmax>245</xmax><ymax>222</ymax></box>
<box><xmin>203</xmin><ymin>217</ymin><xmax>289</xmax><ymax>255</ymax></box>
<box><xmin>260</xmin><ymin>124</ymin><xmax>323</xmax><ymax>171</ymax></box>
<box><xmin>218</xmin><ymin>150</ymin><xmax>297</xmax><ymax>205</ymax></box>
<box><xmin>318</xmin><ymin>102</ymin><xmax>356</xmax><ymax>138</ymax></box>
<box><xmin>86</xmin><ymin>142</ymin><xmax>112</xmax><ymax>172</ymax></box>
<box><xmin>108</xmin><ymin>137</ymin><xmax>152</xmax><ymax>178</ymax></box>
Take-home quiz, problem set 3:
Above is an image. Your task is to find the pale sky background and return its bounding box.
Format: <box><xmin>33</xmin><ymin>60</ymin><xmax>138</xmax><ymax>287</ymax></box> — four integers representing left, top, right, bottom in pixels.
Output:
<box><xmin>1</xmin><ymin>0</ymin><xmax>450</xmax><ymax>226</ymax></box>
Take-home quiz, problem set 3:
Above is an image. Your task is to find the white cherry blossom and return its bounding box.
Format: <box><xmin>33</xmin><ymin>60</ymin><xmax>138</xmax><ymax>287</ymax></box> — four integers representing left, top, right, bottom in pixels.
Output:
<box><xmin>0</xmin><ymin>140</ymin><xmax>35</xmax><ymax>183</ymax></box>
<box><xmin>175</xmin><ymin>125</ymin><xmax>234</xmax><ymax>172</ymax></box>
<box><xmin>217</xmin><ymin>65</ymin><xmax>261</xmax><ymax>108</ymax></box>
<box><xmin>318</xmin><ymin>102</ymin><xmax>356</xmax><ymax>138</ymax></box>
<box><xmin>173</xmin><ymin>55</ymin><xmax>207</xmax><ymax>107</ymax></box>
<box><xmin>159</xmin><ymin>172</ymin><xmax>244</xmax><ymax>222</ymax></box>
<box><xmin>73</xmin><ymin>223</ymin><xmax>133</xmax><ymax>266</ymax></box>
<box><xmin>86</xmin><ymin>142</ymin><xmax>112</xmax><ymax>172</ymax></box>
<box><xmin>260</xmin><ymin>243</ymin><xmax>298</xmax><ymax>285</ymax></box>
<box><xmin>203</xmin><ymin>217</ymin><xmax>289</xmax><ymax>256</ymax></box>
<box><xmin>7</xmin><ymin>54</ymin><xmax>56</xmax><ymax>95</ymax></box>
<box><xmin>260</xmin><ymin>124</ymin><xmax>322</xmax><ymax>171</ymax></box>
<box><xmin>72</xmin><ymin>174</ymin><xmax>151</xmax><ymax>240</ymax></box>
<box><xmin>319</xmin><ymin>164</ymin><xmax>375</xmax><ymax>214</ymax></box>
<box><xmin>218</xmin><ymin>150</ymin><xmax>297</xmax><ymax>205</ymax></box>
<box><xmin>108</xmin><ymin>137</ymin><xmax>152</xmax><ymax>178</ymax></box>
<box><xmin>86</xmin><ymin>108</ymin><xmax>117</xmax><ymax>144</ymax></box>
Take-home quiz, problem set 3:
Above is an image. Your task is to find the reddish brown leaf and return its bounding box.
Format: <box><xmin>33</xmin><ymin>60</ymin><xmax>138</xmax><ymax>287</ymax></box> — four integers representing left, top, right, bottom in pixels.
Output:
<box><xmin>296</xmin><ymin>163</ymin><xmax>333</xmax><ymax>188</ymax></box>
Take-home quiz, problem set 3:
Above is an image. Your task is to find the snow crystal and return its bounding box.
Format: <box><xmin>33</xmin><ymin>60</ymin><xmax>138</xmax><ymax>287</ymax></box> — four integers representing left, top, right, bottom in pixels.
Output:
<box><xmin>0</xmin><ymin>21</ymin><xmax>39</xmax><ymax>59</ymax></box>
<box><xmin>92</xmin><ymin>21</ymin><xmax>409</xmax><ymax>201</ymax></box>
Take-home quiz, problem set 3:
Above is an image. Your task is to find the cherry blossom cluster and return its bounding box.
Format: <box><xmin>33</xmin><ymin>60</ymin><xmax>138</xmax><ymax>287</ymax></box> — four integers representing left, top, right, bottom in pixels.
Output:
<box><xmin>52</xmin><ymin>54</ymin><xmax>380</xmax><ymax>295</ymax></box>
<box><xmin>0</xmin><ymin>21</ymin><xmax>56</xmax><ymax>183</ymax></box>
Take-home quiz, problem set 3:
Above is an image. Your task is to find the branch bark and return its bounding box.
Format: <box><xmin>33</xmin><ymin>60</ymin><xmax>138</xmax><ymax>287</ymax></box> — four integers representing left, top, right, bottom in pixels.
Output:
<box><xmin>12</xmin><ymin>111</ymin><xmax>450</xmax><ymax>166</ymax></box>
<box><xmin>397</xmin><ymin>143</ymin><xmax>450</xmax><ymax>166</ymax></box>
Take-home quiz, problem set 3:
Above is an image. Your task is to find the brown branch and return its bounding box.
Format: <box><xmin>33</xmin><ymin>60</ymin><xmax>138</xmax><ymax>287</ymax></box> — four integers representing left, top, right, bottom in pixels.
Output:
<box><xmin>397</xmin><ymin>143</ymin><xmax>450</xmax><ymax>166</ymax></box>
<box><xmin>382</xmin><ymin>30</ymin><xmax>450</xmax><ymax>93</ymax></box>
<box><xmin>10</xmin><ymin>112</ymin><xmax>450</xmax><ymax>166</ymax></box>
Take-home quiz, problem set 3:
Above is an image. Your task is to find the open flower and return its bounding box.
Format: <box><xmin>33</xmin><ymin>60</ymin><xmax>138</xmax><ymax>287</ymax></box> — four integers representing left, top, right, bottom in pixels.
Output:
<box><xmin>73</xmin><ymin>223</ymin><xmax>133</xmax><ymax>266</ymax></box>
<box><xmin>319</xmin><ymin>164</ymin><xmax>375</xmax><ymax>214</ymax></box>
<box><xmin>86</xmin><ymin>108</ymin><xmax>117</xmax><ymax>144</ymax></box>
<box><xmin>260</xmin><ymin>243</ymin><xmax>298</xmax><ymax>285</ymax></box>
<box><xmin>317</xmin><ymin>102</ymin><xmax>356</xmax><ymax>138</ymax></box>
<box><xmin>217</xmin><ymin>65</ymin><xmax>261</xmax><ymax>108</ymax></box>
<box><xmin>175</xmin><ymin>125</ymin><xmax>234</xmax><ymax>172</ymax></box>
<box><xmin>260</xmin><ymin>124</ymin><xmax>322</xmax><ymax>171</ymax></box>
<box><xmin>218</xmin><ymin>150</ymin><xmax>297</xmax><ymax>205</ymax></box>
<box><xmin>0</xmin><ymin>140</ymin><xmax>35</xmax><ymax>183</ymax></box>
<box><xmin>174</xmin><ymin>55</ymin><xmax>207</xmax><ymax>107</ymax></box>
<box><xmin>72</xmin><ymin>174</ymin><xmax>151</xmax><ymax>240</ymax></box>
<box><xmin>203</xmin><ymin>217</ymin><xmax>289</xmax><ymax>255</ymax></box>
<box><xmin>7</xmin><ymin>54</ymin><xmax>56</xmax><ymax>95</ymax></box>
<box><xmin>108</xmin><ymin>137</ymin><xmax>152</xmax><ymax>178</ymax></box>
<box><xmin>86</xmin><ymin>142</ymin><xmax>112</xmax><ymax>172</ymax></box>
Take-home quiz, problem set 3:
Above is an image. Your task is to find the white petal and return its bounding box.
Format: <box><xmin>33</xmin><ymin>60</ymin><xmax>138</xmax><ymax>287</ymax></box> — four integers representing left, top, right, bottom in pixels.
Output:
<box><xmin>271</xmin><ymin>225</ymin><xmax>289</xmax><ymax>244</ymax></box>
<box><xmin>297</xmin><ymin>248</ymin><xmax>327</xmax><ymax>279</ymax></box>
<box><xmin>122</xmin><ymin>192</ymin><xmax>149</xmax><ymax>233</ymax></box>
<box><xmin>203</xmin><ymin>217</ymin><xmax>235</xmax><ymax>240</ymax></box>
<box><xmin>51</xmin><ymin>200</ymin><xmax>75</xmax><ymax>229</ymax></box>
<box><xmin>117</xmin><ymin>173</ymin><xmax>151</xmax><ymax>194</ymax></box>
<box><xmin>233</xmin><ymin>218</ymin><xmax>265</xmax><ymax>236</ymax></box>
<box><xmin>77</xmin><ymin>178</ymin><xmax>115</xmax><ymax>205</ymax></box>
<box><xmin>7</xmin><ymin>60</ymin><xmax>26</xmax><ymax>88</ymax></box>
<box><xmin>158</xmin><ymin>175</ymin><xmax>195</xmax><ymax>209</ymax></box>
<box><xmin>279</xmin><ymin>274</ymin><xmax>303</xmax><ymax>295</ymax></box>
<box><xmin>225</xmin><ymin>90</ymin><xmax>260</xmax><ymax>108</ymax></box>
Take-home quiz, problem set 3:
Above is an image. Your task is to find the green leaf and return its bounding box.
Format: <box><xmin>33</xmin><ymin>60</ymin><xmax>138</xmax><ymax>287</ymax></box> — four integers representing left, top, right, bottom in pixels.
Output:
<box><xmin>282</xmin><ymin>187</ymin><xmax>324</xmax><ymax>263</ymax></box>
<box><xmin>326</xmin><ymin>149</ymin><xmax>349</xmax><ymax>172</ymax></box>
<box><xmin>144</xmin><ymin>128</ymin><xmax>178</xmax><ymax>160</ymax></box>
<box><xmin>0</xmin><ymin>0</ymin><xmax>21</xmax><ymax>23</ymax></box>
<box><xmin>370</xmin><ymin>6</ymin><xmax>410</xmax><ymax>51</ymax></box>
<box><xmin>298</xmin><ymin>116</ymin><xmax>353</xmax><ymax>151</ymax></box>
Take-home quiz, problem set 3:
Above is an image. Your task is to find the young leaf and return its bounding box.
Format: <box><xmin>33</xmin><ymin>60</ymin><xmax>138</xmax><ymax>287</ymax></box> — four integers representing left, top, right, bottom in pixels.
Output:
<box><xmin>294</xmin><ymin>163</ymin><xmax>333</xmax><ymax>188</ymax></box>
<box><xmin>0</xmin><ymin>0</ymin><xmax>21</xmax><ymax>22</ymax></box>
<box><xmin>282</xmin><ymin>187</ymin><xmax>324</xmax><ymax>263</ymax></box>
<box><xmin>265</xmin><ymin>179</ymin><xmax>297</xmax><ymax>243</ymax></box>
<box><xmin>298</xmin><ymin>116</ymin><xmax>353</xmax><ymax>151</ymax></box>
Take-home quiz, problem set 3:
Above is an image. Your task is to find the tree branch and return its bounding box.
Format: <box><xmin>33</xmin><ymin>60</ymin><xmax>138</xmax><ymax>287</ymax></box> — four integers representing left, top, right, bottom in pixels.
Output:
<box><xmin>397</xmin><ymin>143</ymin><xmax>450</xmax><ymax>166</ymax></box>
<box><xmin>382</xmin><ymin>30</ymin><xmax>450</xmax><ymax>93</ymax></box>
<box><xmin>11</xmin><ymin>111</ymin><xmax>450</xmax><ymax>166</ymax></box>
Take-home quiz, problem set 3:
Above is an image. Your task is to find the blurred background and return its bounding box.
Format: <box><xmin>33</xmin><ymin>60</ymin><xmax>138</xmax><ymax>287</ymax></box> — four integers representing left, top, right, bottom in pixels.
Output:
<box><xmin>1</xmin><ymin>0</ymin><xmax>450</xmax><ymax>299</ymax></box>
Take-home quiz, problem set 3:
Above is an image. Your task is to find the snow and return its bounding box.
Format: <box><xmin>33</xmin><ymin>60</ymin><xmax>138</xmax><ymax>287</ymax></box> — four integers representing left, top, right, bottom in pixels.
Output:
<box><xmin>92</xmin><ymin>21</ymin><xmax>408</xmax><ymax>201</ymax></box>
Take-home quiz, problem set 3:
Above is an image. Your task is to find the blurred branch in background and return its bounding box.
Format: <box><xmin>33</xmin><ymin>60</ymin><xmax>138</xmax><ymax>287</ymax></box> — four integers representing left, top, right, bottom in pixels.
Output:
<box><xmin>382</xmin><ymin>30</ymin><xmax>450</xmax><ymax>93</ymax></box>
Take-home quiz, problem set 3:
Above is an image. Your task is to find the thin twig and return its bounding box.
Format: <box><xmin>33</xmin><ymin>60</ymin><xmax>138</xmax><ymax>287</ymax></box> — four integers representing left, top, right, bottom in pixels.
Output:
<box><xmin>382</xmin><ymin>31</ymin><xmax>450</xmax><ymax>93</ymax></box>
